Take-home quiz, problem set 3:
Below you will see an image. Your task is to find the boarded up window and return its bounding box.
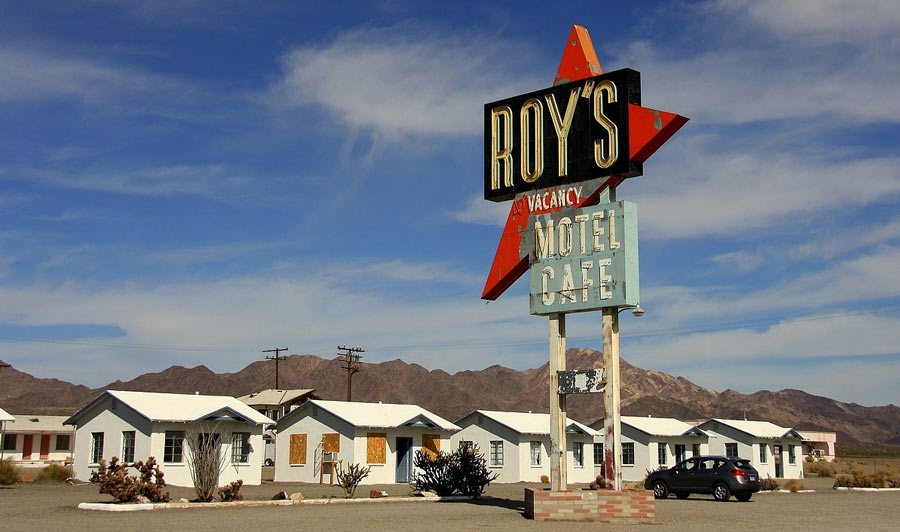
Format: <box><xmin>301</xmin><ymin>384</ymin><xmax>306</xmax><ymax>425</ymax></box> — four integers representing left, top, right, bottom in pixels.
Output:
<box><xmin>422</xmin><ymin>434</ymin><xmax>440</xmax><ymax>459</ymax></box>
<box><xmin>367</xmin><ymin>433</ymin><xmax>386</xmax><ymax>464</ymax></box>
<box><xmin>322</xmin><ymin>433</ymin><xmax>340</xmax><ymax>453</ymax></box>
<box><xmin>290</xmin><ymin>434</ymin><xmax>307</xmax><ymax>465</ymax></box>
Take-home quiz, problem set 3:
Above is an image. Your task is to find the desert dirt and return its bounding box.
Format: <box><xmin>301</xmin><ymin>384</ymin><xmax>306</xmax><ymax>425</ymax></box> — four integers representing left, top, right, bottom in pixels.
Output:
<box><xmin>2</xmin><ymin>474</ymin><xmax>900</xmax><ymax>532</ymax></box>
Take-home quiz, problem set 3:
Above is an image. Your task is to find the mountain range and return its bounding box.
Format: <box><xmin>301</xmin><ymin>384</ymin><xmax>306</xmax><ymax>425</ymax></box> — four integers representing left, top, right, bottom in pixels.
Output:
<box><xmin>2</xmin><ymin>349</ymin><xmax>898</xmax><ymax>447</ymax></box>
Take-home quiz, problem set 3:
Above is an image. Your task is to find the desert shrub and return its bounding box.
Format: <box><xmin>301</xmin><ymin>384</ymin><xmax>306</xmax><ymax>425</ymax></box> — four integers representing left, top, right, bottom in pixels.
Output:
<box><xmin>589</xmin><ymin>474</ymin><xmax>607</xmax><ymax>490</ymax></box>
<box><xmin>412</xmin><ymin>445</ymin><xmax>498</xmax><ymax>497</ymax></box>
<box><xmin>540</xmin><ymin>474</ymin><xmax>549</xmax><ymax>484</ymax></box>
<box><xmin>335</xmin><ymin>461</ymin><xmax>371</xmax><ymax>499</ymax></box>
<box><xmin>783</xmin><ymin>479</ymin><xmax>804</xmax><ymax>492</ymax></box>
<box><xmin>37</xmin><ymin>464</ymin><xmax>71</xmax><ymax>482</ymax></box>
<box><xmin>0</xmin><ymin>459</ymin><xmax>20</xmax><ymax>485</ymax></box>
<box><xmin>833</xmin><ymin>469</ymin><xmax>894</xmax><ymax>488</ymax></box>
<box><xmin>218</xmin><ymin>479</ymin><xmax>243</xmax><ymax>502</ymax></box>
<box><xmin>817</xmin><ymin>463</ymin><xmax>834</xmax><ymax>477</ymax></box>
<box><xmin>185</xmin><ymin>425</ymin><xmax>228</xmax><ymax>502</ymax></box>
<box><xmin>805</xmin><ymin>455</ymin><xmax>814</xmax><ymax>463</ymax></box>
<box><xmin>90</xmin><ymin>456</ymin><xmax>170</xmax><ymax>503</ymax></box>
<box><xmin>644</xmin><ymin>466</ymin><xmax>667</xmax><ymax>480</ymax></box>
<box><xmin>761</xmin><ymin>476</ymin><xmax>780</xmax><ymax>491</ymax></box>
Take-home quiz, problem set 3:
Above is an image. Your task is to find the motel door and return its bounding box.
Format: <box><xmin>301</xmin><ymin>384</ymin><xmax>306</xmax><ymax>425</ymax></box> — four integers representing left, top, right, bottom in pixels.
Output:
<box><xmin>40</xmin><ymin>435</ymin><xmax>51</xmax><ymax>459</ymax></box>
<box><xmin>22</xmin><ymin>434</ymin><xmax>33</xmax><ymax>460</ymax></box>
<box><xmin>396</xmin><ymin>437</ymin><xmax>413</xmax><ymax>483</ymax></box>
<box><xmin>774</xmin><ymin>445</ymin><xmax>783</xmax><ymax>478</ymax></box>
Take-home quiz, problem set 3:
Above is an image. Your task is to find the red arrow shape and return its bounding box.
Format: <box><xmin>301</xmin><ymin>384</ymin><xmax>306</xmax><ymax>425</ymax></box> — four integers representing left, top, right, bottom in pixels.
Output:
<box><xmin>481</xmin><ymin>25</ymin><xmax>688</xmax><ymax>300</ymax></box>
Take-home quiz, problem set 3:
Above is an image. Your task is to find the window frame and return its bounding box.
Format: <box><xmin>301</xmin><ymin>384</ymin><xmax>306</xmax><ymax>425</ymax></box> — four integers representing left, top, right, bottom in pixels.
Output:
<box><xmin>573</xmin><ymin>441</ymin><xmax>584</xmax><ymax>467</ymax></box>
<box><xmin>231</xmin><ymin>432</ymin><xmax>250</xmax><ymax>464</ymax></box>
<box><xmin>489</xmin><ymin>440</ymin><xmax>504</xmax><ymax>467</ymax></box>
<box><xmin>2</xmin><ymin>433</ymin><xmax>16</xmax><ymax>451</ymax></box>
<box><xmin>121</xmin><ymin>431</ymin><xmax>135</xmax><ymax>463</ymax></box>
<box><xmin>789</xmin><ymin>445</ymin><xmax>796</xmax><ymax>464</ymax></box>
<box><xmin>692</xmin><ymin>443</ymin><xmax>701</xmax><ymax>457</ymax></box>
<box><xmin>164</xmin><ymin>430</ymin><xmax>185</xmax><ymax>463</ymax></box>
<box><xmin>658</xmin><ymin>442</ymin><xmax>667</xmax><ymax>465</ymax></box>
<box><xmin>622</xmin><ymin>442</ymin><xmax>635</xmax><ymax>465</ymax></box>
<box><xmin>759</xmin><ymin>443</ymin><xmax>768</xmax><ymax>463</ymax></box>
<box><xmin>725</xmin><ymin>442</ymin><xmax>738</xmax><ymax>458</ymax></box>
<box><xmin>529</xmin><ymin>441</ymin><xmax>541</xmax><ymax>466</ymax></box>
<box><xmin>91</xmin><ymin>432</ymin><xmax>104</xmax><ymax>464</ymax></box>
<box><xmin>55</xmin><ymin>434</ymin><xmax>71</xmax><ymax>451</ymax></box>
<box><xmin>593</xmin><ymin>443</ymin><xmax>603</xmax><ymax>467</ymax></box>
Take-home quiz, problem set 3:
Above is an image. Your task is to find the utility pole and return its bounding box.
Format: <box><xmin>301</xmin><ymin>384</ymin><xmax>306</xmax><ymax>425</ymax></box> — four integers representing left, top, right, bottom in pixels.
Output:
<box><xmin>262</xmin><ymin>348</ymin><xmax>288</xmax><ymax>389</ymax></box>
<box><xmin>337</xmin><ymin>345</ymin><xmax>364</xmax><ymax>401</ymax></box>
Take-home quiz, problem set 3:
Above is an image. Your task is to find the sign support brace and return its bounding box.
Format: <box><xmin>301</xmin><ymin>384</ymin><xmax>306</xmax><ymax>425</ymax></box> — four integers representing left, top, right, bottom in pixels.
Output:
<box><xmin>602</xmin><ymin>306</ymin><xmax>623</xmax><ymax>491</ymax></box>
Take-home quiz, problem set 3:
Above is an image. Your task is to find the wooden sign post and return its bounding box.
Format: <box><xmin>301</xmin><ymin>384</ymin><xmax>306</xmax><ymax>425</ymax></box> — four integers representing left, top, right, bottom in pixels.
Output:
<box><xmin>480</xmin><ymin>24</ymin><xmax>686</xmax><ymax>508</ymax></box>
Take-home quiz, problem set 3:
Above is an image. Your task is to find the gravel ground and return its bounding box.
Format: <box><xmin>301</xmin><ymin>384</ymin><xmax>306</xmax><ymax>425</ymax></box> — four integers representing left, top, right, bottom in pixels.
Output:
<box><xmin>2</xmin><ymin>475</ymin><xmax>898</xmax><ymax>532</ymax></box>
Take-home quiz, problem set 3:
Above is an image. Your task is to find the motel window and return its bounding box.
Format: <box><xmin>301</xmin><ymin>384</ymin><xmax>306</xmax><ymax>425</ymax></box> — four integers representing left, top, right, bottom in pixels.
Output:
<box><xmin>658</xmin><ymin>443</ymin><xmax>667</xmax><ymax>465</ymax></box>
<box><xmin>56</xmin><ymin>434</ymin><xmax>70</xmax><ymax>451</ymax></box>
<box><xmin>289</xmin><ymin>434</ymin><xmax>307</xmax><ymax>465</ymax></box>
<box><xmin>759</xmin><ymin>444</ymin><xmax>768</xmax><ymax>463</ymax></box>
<box><xmin>594</xmin><ymin>443</ymin><xmax>603</xmax><ymax>467</ymax></box>
<box><xmin>489</xmin><ymin>441</ymin><xmax>504</xmax><ymax>467</ymax></box>
<box><xmin>2</xmin><ymin>434</ymin><xmax>16</xmax><ymax>451</ymax></box>
<box><xmin>622</xmin><ymin>442</ymin><xmax>635</xmax><ymax>465</ymax></box>
<box><xmin>122</xmin><ymin>431</ymin><xmax>135</xmax><ymax>463</ymax></box>
<box><xmin>789</xmin><ymin>445</ymin><xmax>796</xmax><ymax>465</ymax></box>
<box><xmin>692</xmin><ymin>443</ymin><xmax>701</xmax><ymax>457</ymax></box>
<box><xmin>164</xmin><ymin>431</ymin><xmax>184</xmax><ymax>463</ymax></box>
<box><xmin>573</xmin><ymin>442</ymin><xmax>584</xmax><ymax>467</ymax></box>
<box><xmin>231</xmin><ymin>432</ymin><xmax>250</xmax><ymax>464</ymax></box>
<box><xmin>91</xmin><ymin>432</ymin><xmax>104</xmax><ymax>464</ymax></box>
<box><xmin>530</xmin><ymin>441</ymin><xmax>541</xmax><ymax>466</ymax></box>
<box><xmin>725</xmin><ymin>443</ymin><xmax>738</xmax><ymax>458</ymax></box>
<box><xmin>675</xmin><ymin>444</ymin><xmax>685</xmax><ymax>463</ymax></box>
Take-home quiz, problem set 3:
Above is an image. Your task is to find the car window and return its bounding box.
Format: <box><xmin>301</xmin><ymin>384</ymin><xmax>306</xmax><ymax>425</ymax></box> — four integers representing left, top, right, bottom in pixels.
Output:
<box><xmin>733</xmin><ymin>459</ymin><xmax>753</xmax><ymax>469</ymax></box>
<box><xmin>698</xmin><ymin>459</ymin><xmax>717</xmax><ymax>470</ymax></box>
<box><xmin>680</xmin><ymin>458</ymin><xmax>698</xmax><ymax>471</ymax></box>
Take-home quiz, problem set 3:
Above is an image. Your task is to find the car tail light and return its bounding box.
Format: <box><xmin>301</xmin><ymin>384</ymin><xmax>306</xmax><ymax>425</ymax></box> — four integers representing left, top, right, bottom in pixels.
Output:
<box><xmin>732</xmin><ymin>469</ymin><xmax>746</xmax><ymax>477</ymax></box>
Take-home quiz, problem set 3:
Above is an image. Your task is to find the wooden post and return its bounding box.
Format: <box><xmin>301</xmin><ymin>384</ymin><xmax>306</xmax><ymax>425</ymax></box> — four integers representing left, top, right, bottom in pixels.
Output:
<box><xmin>549</xmin><ymin>313</ymin><xmax>567</xmax><ymax>491</ymax></box>
<box><xmin>602</xmin><ymin>307</ymin><xmax>622</xmax><ymax>491</ymax></box>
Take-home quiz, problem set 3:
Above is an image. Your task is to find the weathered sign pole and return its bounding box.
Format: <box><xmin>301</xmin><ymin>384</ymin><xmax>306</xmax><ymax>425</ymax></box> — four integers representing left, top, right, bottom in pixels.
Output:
<box><xmin>480</xmin><ymin>24</ymin><xmax>686</xmax><ymax>506</ymax></box>
<box><xmin>548</xmin><ymin>313</ymin><xmax>567</xmax><ymax>490</ymax></box>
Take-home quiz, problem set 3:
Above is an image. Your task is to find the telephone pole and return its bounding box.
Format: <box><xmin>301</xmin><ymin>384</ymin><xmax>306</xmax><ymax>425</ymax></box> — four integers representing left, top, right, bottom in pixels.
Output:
<box><xmin>337</xmin><ymin>345</ymin><xmax>364</xmax><ymax>401</ymax></box>
<box><xmin>262</xmin><ymin>347</ymin><xmax>288</xmax><ymax>389</ymax></box>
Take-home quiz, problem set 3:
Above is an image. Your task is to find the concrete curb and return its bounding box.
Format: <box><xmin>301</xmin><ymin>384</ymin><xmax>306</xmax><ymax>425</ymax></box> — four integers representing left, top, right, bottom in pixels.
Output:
<box><xmin>834</xmin><ymin>487</ymin><xmax>900</xmax><ymax>492</ymax></box>
<box><xmin>78</xmin><ymin>495</ymin><xmax>473</xmax><ymax>512</ymax></box>
<box><xmin>757</xmin><ymin>489</ymin><xmax>816</xmax><ymax>494</ymax></box>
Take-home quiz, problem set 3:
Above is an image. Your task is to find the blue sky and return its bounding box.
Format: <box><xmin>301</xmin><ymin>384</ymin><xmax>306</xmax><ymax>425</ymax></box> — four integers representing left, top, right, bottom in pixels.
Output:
<box><xmin>2</xmin><ymin>0</ymin><xmax>899</xmax><ymax>407</ymax></box>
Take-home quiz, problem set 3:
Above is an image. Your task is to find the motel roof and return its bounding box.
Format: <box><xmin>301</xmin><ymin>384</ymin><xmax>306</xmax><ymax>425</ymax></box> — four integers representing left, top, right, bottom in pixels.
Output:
<box><xmin>699</xmin><ymin>418</ymin><xmax>804</xmax><ymax>440</ymax></box>
<box><xmin>237</xmin><ymin>388</ymin><xmax>316</xmax><ymax>407</ymax></box>
<box><xmin>458</xmin><ymin>410</ymin><xmax>599</xmax><ymax>437</ymax></box>
<box><xmin>65</xmin><ymin>390</ymin><xmax>274</xmax><ymax>426</ymax></box>
<box><xmin>615</xmin><ymin>416</ymin><xmax>708</xmax><ymax>437</ymax></box>
<box><xmin>276</xmin><ymin>399</ymin><xmax>460</xmax><ymax>431</ymax></box>
<box><xmin>0</xmin><ymin>407</ymin><xmax>13</xmax><ymax>423</ymax></box>
<box><xmin>4</xmin><ymin>414</ymin><xmax>69</xmax><ymax>433</ymax></box>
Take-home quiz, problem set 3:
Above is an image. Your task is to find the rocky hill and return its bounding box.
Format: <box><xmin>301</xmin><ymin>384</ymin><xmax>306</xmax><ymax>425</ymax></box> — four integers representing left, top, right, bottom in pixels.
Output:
<box><xmin>1</xmin><ymin>349</ymin><xmax>898</xmax><ymax>447</ymax></box>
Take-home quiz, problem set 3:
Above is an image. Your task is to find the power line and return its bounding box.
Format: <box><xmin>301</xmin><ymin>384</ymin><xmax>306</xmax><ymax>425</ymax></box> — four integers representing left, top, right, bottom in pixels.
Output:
<box><xmin>263</xmin><ymin>347</ymin><xmax>288</xmax><ymax>389</ymax></box>
<box><xmin>337</xmin><ymin>345</ymin><xmax>364</xmax><ymax>401</ymax></box>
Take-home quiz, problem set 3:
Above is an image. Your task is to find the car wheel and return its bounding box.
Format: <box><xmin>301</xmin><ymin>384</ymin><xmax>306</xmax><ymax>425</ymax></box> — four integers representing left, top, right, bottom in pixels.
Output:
<box><xmin>735</xmin><ymin>493</ymin><xmax>752</xmax><ymax>502</ymax></box>
<box><xmin>675</xmin><ymin>492</ymin><xmax>689</xmax><ymax>499</ymax></box>
<box><xmin>712</xmin><ymin>483</ymin><xmax>731</xmax><ymax>502</ymax></box>
<box><xmin>653</xmin><ymin>481</ymin><xmax>668</xmax><ymax>499</ymax></box>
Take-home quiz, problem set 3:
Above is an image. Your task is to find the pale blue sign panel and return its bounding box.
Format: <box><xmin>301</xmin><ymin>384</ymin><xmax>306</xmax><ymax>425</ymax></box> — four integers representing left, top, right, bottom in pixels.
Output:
<box><xmin>528</xmin><ymin>201</ymin><xmax>639</xmax><ymax>315</ymax></box>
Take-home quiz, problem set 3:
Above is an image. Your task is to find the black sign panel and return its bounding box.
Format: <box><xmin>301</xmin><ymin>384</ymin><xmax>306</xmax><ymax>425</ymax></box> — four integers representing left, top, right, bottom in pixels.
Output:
<box><xmin>483</xmin><ymin>68</ymin><xmax>641</xmax><ymax>202</ymax></box>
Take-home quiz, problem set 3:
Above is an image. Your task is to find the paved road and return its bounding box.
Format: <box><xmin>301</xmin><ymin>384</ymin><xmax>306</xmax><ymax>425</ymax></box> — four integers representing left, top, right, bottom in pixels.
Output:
<box><xmin>2</xmin><ymin>478</ymin><xmax>898</xmax><ymax>531</ymax></box>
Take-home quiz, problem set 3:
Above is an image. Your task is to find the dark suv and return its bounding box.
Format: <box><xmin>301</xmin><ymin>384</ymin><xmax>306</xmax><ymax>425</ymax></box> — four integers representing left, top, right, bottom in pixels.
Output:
<box><xmin>644</xmin><ymin>456</ymin><xmax>761</xmax><ymax>501</ymax></box>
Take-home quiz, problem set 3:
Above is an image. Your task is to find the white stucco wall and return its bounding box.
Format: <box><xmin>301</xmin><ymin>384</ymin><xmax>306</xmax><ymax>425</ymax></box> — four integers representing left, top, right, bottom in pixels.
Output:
<box><xmin>71</xmin><ymin>396</ymin><xmax>264</xmax><ymax>487</ymax></box>
<box><xmin>699</xmin><ymin>422</ymin><xmax>802</xmax><ymax>480</ymax></box>
<box><xmin>275</xmin><ymin>407</ymin><xmax>454</xmax><ymax>485</ymax></box>
<box><xmin>452</xmin><ymin>418</ymin><xmax>597</xmax><ymax>484</ymax></box>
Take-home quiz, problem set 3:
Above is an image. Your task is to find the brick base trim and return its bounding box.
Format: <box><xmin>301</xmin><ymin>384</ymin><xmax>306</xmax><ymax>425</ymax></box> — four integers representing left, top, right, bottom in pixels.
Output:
<box><xmin>524</xmin><ymin>488</ymin><xmax>655</xmax><ymax>522</ymax></box>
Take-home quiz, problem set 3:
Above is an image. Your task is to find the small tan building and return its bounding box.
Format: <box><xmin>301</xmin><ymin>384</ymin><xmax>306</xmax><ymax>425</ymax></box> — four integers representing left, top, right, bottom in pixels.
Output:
<box><xmin>1</xmin><ymin>414</ymin><xmax>74</xmax><ymax>465</ymax></box>
<box><xmin>798</xmin><ymin>430</ymin><xmax>837</xmax><ymax>462</ymax></box>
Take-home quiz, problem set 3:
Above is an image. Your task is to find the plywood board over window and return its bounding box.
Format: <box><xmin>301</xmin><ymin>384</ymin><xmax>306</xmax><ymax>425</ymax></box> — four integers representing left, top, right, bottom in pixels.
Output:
<box><xmin>290</xmin><ymin>434</ymin><xmax>307</xmax><ymax>465</ymax></box>
<box><xmin>423</xmin><ymin>434</ymin><xmax>440</xmax><ymax>459</ymax></box>
<box><xmin>322</xmin><ymin>433</ymin><xmax>340</xmax><ymax>453</ymax></box>
<box><xmin>367</xmin><ymin>433</ymin><xmax>386</xmax><ymax>464</ymax></box>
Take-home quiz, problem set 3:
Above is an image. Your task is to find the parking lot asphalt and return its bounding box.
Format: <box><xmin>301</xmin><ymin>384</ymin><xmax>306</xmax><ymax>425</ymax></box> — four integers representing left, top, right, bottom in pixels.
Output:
<box><xmin>2</xmin><ymin>476</ymin><xmax>898</xmax><ymax>532</ymax></box>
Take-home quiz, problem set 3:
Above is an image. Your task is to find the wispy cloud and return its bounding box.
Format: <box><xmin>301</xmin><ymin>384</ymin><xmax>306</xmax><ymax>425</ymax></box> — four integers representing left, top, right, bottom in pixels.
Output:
<box><xmin>266</xmin><ymin>24</ymin><xmax>545</xmax><ymax>140</ymax></box>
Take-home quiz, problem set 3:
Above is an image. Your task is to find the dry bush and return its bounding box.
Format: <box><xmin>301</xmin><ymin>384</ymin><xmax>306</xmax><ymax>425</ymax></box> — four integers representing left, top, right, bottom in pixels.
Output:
<box><xmin>412</xmin><ymin>445</ymin><xmax>498</xmax><ymax>497</ymax></box>
<box><xmin>783</xmin><ymin>479</ymin><xmax>804</xmax><ymax>492</ymax></box>
<box><xmin>89</xmin><ymin>457</ymin><xmax>170</xmax><ymax>503</ymax></box>
<box><xmin>0</xmin><ymin>459</ymin><xmax>19</xmax><ymax>485</ymax></box>
<box><xmin>833</xmin><ymin>469</ymin><xmax>893</xmax><ymax>488</ymax></box>
<box><xmin>335</xmin><ymin>461</ymin><xmax>371</xmax><ymax>499</ymax></box>
<box><xmin>589</xmin><ymin>474</ymin><xmax>608</xmax><ymax>490</ymax></box>
<box><xmin>185</xmin><ymin>425</ymin><xmax>228</xmax><ymax>502</ymax></box>
<box><xmin>218</xmin><ymin>479</ymin><xmax>243</xmax><ymax>502</ymax></box>
<box><xmin>37</xmin><ymin>464</ymin><xmax>71</xmax><ymax>482</ymax></box>
<box><xmin>540</xmin><ymin>474</ymin><xmax>549</xmax><ymax>484</ymax></box>
<box><xmin>817</xmin><ymin>463</ymin><xmax>834</xmax><ymax>477</ymax></box>
<box><xmin>760</xmin><ymin>476</ymin><xmax>780</xmax><ymax>491</ymax></box>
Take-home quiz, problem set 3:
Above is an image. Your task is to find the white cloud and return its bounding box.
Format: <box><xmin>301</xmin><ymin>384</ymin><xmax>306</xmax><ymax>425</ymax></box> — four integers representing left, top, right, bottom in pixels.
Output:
<box><xmin>266</xmin><ymin>24</ymin><xmax>545</xmax><ymax>140</ymax></box>
<box><xmin>452</xmin><ymin>195</ymin><xmax>508</xmax><ymax>227</ymax></box>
